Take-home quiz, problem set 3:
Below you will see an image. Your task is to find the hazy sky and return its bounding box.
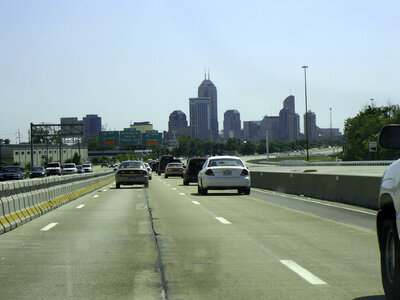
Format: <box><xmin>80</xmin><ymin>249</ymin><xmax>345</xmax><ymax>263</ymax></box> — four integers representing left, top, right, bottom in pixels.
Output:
<box><xmin>1</xmin><ymin>0</ymin><xmax>399</xmax><ymax>143</ymax></box>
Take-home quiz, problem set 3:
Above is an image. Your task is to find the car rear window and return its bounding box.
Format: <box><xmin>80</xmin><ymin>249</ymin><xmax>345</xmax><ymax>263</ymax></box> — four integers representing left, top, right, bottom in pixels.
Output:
<box><xmin>208</xmin><ymin>159</ymin><xmax>244</xmax><ymax>167</ymax></box>
<box><xmin>119</xmin><ymin>162</ymin><xmax>144</xmax><ymax>169</ymax></box>
<box><xmin>168</xmin><ymin>163</ymin><xmax>182</xmax><ymax>167</ymax></box>
<box><xmin>189</xmin><ymin>159</ymin><xmax>207</xmax><ymax>168</ymax></box>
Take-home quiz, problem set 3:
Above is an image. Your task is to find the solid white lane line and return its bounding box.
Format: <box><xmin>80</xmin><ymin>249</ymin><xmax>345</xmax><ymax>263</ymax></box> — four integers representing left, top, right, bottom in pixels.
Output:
<box><xmin>102</xmin><ymin>189</ymin><xmax>107</xmax><ymax>192</ymax></box>
<box><xmin>41</xmin><ymin>223</ymin><xmax>58</xmax><ymax>231</ymax></box>
<box><xmin>215</xmin><ymin>217</ymin><xmax>231</xmax><ymax>224</ymax></box>
<box><xmin>280</xmin><ymin>260</ymin><xmax>327</xmax><ymax>285</ymax></box>
<box><xmin>192</xmin><ymin>201</ymin><xmax>200</xmax><ymax>205</ymax></box>
<box><xmin>255</xmin><ymin>189</ymin><xmax>376</xmax><ymax>216</ymax></box>
<box><xmin>179</xmin><ymin>193</ymin><xmax>185</xmax><ymax>195</ymax></box>
<box><xmin>76</xmin><ymin>204</ymin><xmax>85</xmax><ymax>209</ymax></box>
<box><xmin>93</xmin><ymin>195</ymin><xmax>99</xmax><ymax>198</ymax></box>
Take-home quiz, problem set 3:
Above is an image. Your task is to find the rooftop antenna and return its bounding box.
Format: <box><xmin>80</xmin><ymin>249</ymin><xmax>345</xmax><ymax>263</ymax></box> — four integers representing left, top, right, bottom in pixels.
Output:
<box><xmin>204</xmin><ymin>68</ymin><xmax>206</xmax><ymax>80</ymax></box>
<box><xmin>208</xmin><ymin>68</ymin><xmax>210</xmax><ymax>80</ymax></box>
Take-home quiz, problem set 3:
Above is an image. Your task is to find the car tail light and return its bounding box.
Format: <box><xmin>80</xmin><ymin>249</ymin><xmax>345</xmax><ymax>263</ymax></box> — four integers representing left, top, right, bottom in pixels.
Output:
<box><xmin>241</xmin><ymin>169</ymin><xmax>249</xmax><ymax>176</ymax></box>
<box><xmin>205</xmin><ymin>169</ymin><xmax>214</xmax><ymax>176</ymax></box>
<box><xmin>179</xmin><ymin>168</ymin><xmax>184</xmax><ymax>171</ymax></box>
<box><xmin>167</xmin><ymin>168</ymin><xmax>172</xmax><ymax>171</ymax></box>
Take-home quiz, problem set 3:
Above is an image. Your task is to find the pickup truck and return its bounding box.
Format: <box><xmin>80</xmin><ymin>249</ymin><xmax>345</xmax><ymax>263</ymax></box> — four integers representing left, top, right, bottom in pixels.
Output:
<box><xmin>377</xmin><ymin>125</ymin><xmax>400</xmax><ymax>299</ymax></box>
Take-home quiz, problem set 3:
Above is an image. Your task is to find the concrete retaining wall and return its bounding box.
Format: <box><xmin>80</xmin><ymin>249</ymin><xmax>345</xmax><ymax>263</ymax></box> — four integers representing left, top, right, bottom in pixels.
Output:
<box><xmin>251</xmin><ymin>171</ymin><xmax>381</xmax><ymax>210</ymax></box>
<box><xmin>0</xmin><ymin>172</ymin><xmax>115</xmax><ymax>234</ymax></box>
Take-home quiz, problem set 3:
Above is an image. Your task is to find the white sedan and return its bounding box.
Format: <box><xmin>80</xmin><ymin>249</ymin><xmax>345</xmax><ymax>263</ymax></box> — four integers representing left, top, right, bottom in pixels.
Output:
<box><xmin>197</xmin><ymin>156</ymin><xmax>251</xmax><ymax>195</ymax></box>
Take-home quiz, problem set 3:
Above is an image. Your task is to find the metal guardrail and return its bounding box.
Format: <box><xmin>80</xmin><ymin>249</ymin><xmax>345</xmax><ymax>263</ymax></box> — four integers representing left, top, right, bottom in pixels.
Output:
<box><xmin>249</xmin><ymin>159</ymin><xmax>395</xmax><ymax>167</ymax></box>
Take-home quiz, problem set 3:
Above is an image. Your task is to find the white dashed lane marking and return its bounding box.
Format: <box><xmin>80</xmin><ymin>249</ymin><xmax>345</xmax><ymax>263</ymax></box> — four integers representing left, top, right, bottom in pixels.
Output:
<box><xmin>93</xmin><ymin>195</ymin><xmax>99</xmax><ymax>198</ymax></box>
<box><xmin>76</xmin><ymin>204</ymin><xmax>85</xmax><ymax>209</ymax></box>
<box><xmin>280</xmin><ymin>260</ymin><xmax>327</xmax><ymax>285</ymax></box>
<box><xmin>179</xmin><ymin>193</ymin><xmax>185</xmax><ymax>195</ymax></box>
<box><xmin>215</xmin><ymin>217</ymin><xmax>231</xmax><ymax>224</ymax></box>
<box><xmin>40</xmin><ymin>223</ymin><xmax>58</xmax><ymax>231</ymax></box>
<box><xmin>192</xmin><ymin>201</ymin><xmax>200</xmax><ymax>205</ymax></box>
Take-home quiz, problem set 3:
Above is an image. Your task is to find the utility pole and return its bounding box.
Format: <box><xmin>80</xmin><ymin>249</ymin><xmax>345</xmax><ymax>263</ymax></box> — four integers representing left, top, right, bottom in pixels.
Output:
<box><xmin>266</xmin><ymin>130</ymin><xmax>269</xmax><ymax>160</ymax></box>
<box><xmin>330</xmin><ymin>107</ymin><xmax>333</xmax><ymax>150</ymax></box>
<box><xmin>302</xmin><ymin>65</ymin><xmax>309</xmax><ymax>161</ymax></box>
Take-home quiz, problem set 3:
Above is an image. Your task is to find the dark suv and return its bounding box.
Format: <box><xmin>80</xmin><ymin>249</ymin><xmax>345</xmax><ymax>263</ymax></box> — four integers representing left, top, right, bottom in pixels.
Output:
<box><xmin>157</xmin><ymin>155</ymin><xmax>174</xmax><ymax>175</ymax></box>
<box><xmin>183</xmin><ymin>157</ymin><xmax>207</xmax><ymax>185</ymax></box>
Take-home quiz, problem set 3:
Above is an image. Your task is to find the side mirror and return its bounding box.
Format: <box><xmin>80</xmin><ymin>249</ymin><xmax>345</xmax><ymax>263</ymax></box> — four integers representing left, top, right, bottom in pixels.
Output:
<box><xmin>379</xmin><ymin>125</ymin><xmax>400</xmax><ymax>149</ymax></box>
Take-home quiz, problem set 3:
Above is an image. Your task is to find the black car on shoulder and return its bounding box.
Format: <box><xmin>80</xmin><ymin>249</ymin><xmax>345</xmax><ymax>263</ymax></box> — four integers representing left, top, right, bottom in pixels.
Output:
<box><xmin>0</xmin><ymin>166</ymin><xmax>26</xmax><ymax>181</ymax></box>
<box><xmin>183</xmin><ymin>157</ymin><xmax>207</xmax><ymax>185</ymax></box>
<box><xmin>29</xmin><ymin>166</ymin><xmax>46</xmax><ymax>178</ymax></box>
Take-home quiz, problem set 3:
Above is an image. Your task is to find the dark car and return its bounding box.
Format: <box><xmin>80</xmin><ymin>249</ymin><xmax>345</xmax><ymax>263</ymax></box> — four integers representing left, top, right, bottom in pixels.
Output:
<box><xmin>183</xmin><ymin>157</ymin><xmax>207</xmax><ymax>185</ymax></box>
<box><xmin>150</xmin><ymin>160</ymin><xmax>159</xmax><ymax>173</ymax></box>
<box><xmin>157</xmin><ymin>155</ymin><xmax>174</xmax><ymax>175</ymax></box>
<box><xmin>29</xmin><ymin>166</ymin><xmax>46</xmax><ymax>178</ymax></box>
<box><xmin>0</xmin><ymin>166</ymin><xmax>26</xmax><ymax>181</ymax></box>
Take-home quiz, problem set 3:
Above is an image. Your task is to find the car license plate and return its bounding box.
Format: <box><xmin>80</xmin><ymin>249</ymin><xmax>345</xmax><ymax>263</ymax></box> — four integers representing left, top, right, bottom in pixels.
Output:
<box><xmin>223</xmin><ymin>170</ymin><xmax>232</xmax><ymax>176</ymax></box>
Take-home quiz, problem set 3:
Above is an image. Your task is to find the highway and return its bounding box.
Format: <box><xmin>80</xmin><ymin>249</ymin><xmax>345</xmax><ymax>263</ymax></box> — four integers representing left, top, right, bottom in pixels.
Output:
<box><xmin>0</xmin><ymin>175</ymin><xmax>385</xmax><ymax>299</ymax></box>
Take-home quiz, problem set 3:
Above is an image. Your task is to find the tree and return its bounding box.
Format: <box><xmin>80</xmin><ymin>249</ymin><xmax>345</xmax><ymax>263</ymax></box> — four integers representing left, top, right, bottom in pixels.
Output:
<box><xmin>240</xmin><ymin>141</ymin><xmax>255</xmax><ymax>155</ymax></box>
<box><xmin>86</xmin><ymin>135</ymin><xmax>99</xmax><ymax>151</ymax></box>
<box><xmin>344</xmin><ymin>105</ymin><xmax>400</xmax><ymax>160</ymax></box>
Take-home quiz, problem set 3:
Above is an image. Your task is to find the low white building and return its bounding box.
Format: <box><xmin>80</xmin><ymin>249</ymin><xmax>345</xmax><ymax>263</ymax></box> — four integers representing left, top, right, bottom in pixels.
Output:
<box><xmin>0</xmin><ymin>144</ymin><xmax>88</xmax><ymax>167</ymax></box>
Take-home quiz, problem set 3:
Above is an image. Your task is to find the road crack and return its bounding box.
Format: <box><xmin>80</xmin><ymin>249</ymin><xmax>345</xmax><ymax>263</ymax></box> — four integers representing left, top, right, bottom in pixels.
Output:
<box><xmin>146</xmin><ymin>196</ymin><xmax>168</xmax><ymax>300</ymax></box>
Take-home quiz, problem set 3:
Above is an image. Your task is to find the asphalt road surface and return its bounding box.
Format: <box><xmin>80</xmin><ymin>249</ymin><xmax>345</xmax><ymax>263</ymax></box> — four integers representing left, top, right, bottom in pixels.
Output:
<box><xmin>0</xmin><ymin>175</ymin><xmax>386</xmax><ymax>299</ymax></box>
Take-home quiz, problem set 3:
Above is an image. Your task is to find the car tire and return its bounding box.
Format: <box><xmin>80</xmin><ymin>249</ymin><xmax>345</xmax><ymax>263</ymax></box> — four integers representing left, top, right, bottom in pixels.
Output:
<box><xmin>244</xmin><ymin>187</ymin><xmax>251</xmax><ymax>195</ymax></box>
<box><xmin>158</xmin><ymin>172</ymin><xmax>161</xmax><ymax>176</ymax></box>
<box><xmin>183</xmin><ymin>180</ymin><xmax>189</xmax><ymax>186</ymax></box>
<box><xmin>201</xmin><ymin>187</ymin><xmax>208</xmax><ymax>195</ymax></box>
<box><xmin>380</xmin><ymin>217</ymin><xmax>400</xmax><ymax>299</ymax></box>
<box><xmin>165</xmin><ymin>175</ymin><xmax>168</xmax><ymax>178</ymax></box>
<box><xmin>197</xmin><ymin>185</ymin><xmax>203</xmax><ymax>194</ymax></box>
<box><xmin>144</xmin><ymin>182</ymin><xmax>149</xmax><ymax>188</ymax></box>
<box><xmin>116</xmin><ymin>183</ymin><xmax>120</xmax><ymax>189</ymax></box>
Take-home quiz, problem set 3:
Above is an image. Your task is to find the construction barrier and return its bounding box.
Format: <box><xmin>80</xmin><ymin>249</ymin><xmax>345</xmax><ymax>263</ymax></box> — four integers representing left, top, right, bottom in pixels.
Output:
<box><xmin>0</xmin><ymin>172</ymin><xmax>115</xmax><ymax>234</ymax></box>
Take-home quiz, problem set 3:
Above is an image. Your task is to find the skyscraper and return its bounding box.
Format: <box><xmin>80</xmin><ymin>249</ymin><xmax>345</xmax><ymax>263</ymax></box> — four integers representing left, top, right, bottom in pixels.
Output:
<box><xmin>168</xmin><ymin>110</ymin><xmax>188</xmax><ymax>132</ymax></box>
<box><xmin>83</xmin><ymin>114</ymin><xmax>101</xmax><ymax>142</ymax></box>
<box><xmin>279</xmin><ymin>95</ymin><xmax>300</xmax><ymax>142</ymax></box>
<box><xmin>189</xmin><ymin>97</ymin><xmax>213</xmax><ymax>141</ymax></box>
<box><xmin>189</xmin><ymin>74</ymin><xmax>219</xmax><ymax>141</ymax></box>
<box><xmin>304</xmin><ymin>110</ymin><xmax>318</xmax><ymax>141</ymax></box>
<box><xmin>223</xmin><ymin>110</ymin><xmax>241</xmax><ymax>140</ymax></box>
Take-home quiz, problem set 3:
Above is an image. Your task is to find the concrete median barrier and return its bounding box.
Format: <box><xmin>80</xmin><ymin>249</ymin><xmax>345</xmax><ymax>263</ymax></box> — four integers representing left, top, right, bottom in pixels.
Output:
<box><xmin>251</xmin><ymin>171</ymin><xmax>381</xmax><ymax>210</ymax></box>
<box><xmin>0</xmin><ymin>172</ymin><xmax>115</xmax><ymax>234</ymax></box>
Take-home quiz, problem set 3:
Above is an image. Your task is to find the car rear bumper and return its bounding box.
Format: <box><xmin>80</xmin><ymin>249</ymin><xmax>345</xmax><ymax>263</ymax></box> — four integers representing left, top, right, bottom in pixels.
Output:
<box><xmin>201</xmin><ymin>176</ymin><xmax>250</xmax><ymax>189</ymax></box>
<box><xmin>115</xmin><ymin>176</ymin><xmax>149</xmax><ymax>185</ymax></box>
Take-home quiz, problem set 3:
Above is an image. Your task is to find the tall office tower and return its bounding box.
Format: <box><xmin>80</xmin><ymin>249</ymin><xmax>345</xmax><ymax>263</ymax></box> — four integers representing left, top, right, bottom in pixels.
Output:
<box><xmin>83</xmin><ymin>114</ymin><xmax>101</xmax><ymax>142</ymax></box>
<box><xmin>168</xmin><ymin>110</ymin><xmax>188</xmax><ymax>132</ymax></box>
<box><xmin>189</xmin><ymin>97</ymin><xmax>212</xmax><ymax>141</ymax></box>
<box><xmin>243</xmin><ymin>121</ymin><xmax>261</xmax><ymax>144</ymax></box>
<box><xmin>260</xmin><ymin>116</ymin><xmax>280</xmax><ymax>142</ymax></box>
<box><xmin>304</xmin><ymin>110</ymin><xmax>318</xmax><ymax>141</ymax></box>
<box><xmin>283</xmin><ymin>95</ymin><xmax>295</xmax><ymax>113</ymax></box>
<box><xmin>279</xmin><ymin>95</ymin><xmax>300</xmax><ymax>142</ymax></box>
<box><xmin>223</xmin><ymin>110</ymin><xmax>241</xmax><ymax>140</ymax></box>
<box><xmin>189</xmin><ymin>74</ymin><xmax>219</xmax><ymax>141</ymax></box>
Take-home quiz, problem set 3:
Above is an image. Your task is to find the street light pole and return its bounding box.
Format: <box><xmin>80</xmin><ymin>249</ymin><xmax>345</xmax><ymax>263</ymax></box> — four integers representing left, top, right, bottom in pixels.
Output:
<box><xmin>330</xmin><ymin>107</ymin><xmax>333</xmax><ymax>149</ymax></box>
<box><xmin>302</xmin><ymin>65</ymin><xmax>309</xmax><ymax>161</ymax></box>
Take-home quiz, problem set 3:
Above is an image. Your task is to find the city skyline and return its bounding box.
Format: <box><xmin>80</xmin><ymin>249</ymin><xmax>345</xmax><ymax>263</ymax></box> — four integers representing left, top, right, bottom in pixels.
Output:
<box><xmin>1</xmin><ymin>1</ymin><xmax>399</xmax><ymax>143</ymax></box>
